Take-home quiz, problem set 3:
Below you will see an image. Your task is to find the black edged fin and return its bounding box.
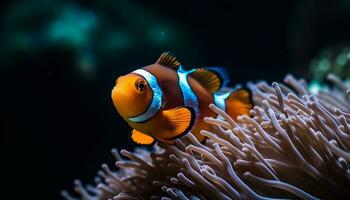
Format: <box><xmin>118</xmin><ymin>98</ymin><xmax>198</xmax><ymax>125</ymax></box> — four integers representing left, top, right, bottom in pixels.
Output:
<box><xmin>156</xmin><ymin>52</ymin><xmax>181</xmax><ymax>70</ymax></box>
<box><xmin>131</xmin><ymin>129</ymin><xmax>155</xmax><ymax>145</ymax></box>
<box><xmin>190</xmin><ymin>68</ymin><xmax>223</xmax><ymax>93</ymax></box>
<box><xmin>162</xmin><ymin>106</ymin><xmax>195</xmax><ymax>141</ymax></box>
<box><xmin>206</xmin><ymin>67</ymin><xmax>230</xmax><ymax>87</ymax></box>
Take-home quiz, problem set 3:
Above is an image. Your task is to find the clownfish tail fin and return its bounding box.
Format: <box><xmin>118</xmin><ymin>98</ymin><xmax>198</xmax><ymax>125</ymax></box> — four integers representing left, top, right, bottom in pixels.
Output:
<box><xmin>226</xmin><ymin>88</ymin><xmax>252</xmax><ymax>120</ymax></box>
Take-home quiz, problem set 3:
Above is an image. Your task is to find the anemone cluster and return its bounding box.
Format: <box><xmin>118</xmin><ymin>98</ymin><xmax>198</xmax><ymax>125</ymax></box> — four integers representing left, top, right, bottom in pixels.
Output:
<box><xmin>62</xmin><ymin>74</ymin><xmax>350</xmax><ymax>200</ymax></box>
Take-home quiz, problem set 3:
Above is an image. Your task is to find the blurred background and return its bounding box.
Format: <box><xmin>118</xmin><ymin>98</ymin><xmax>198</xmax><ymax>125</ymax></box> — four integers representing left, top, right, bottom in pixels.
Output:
<box><xmin>2</xmin><ymin>0</ymin><xmax>350</xmax><ymax>199</ymax></box>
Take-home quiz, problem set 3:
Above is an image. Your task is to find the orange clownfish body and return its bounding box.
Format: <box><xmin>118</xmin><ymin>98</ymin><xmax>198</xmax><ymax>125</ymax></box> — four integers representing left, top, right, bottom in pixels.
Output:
<box><xmin>111</xmin><ymin>52</ymin><xmax>252</xmax><ymax>145</ymax></box>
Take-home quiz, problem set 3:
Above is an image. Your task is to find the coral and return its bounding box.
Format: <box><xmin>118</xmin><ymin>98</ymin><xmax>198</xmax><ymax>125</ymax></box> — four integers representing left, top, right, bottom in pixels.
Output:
<box><xmin>62</xmin><ymin>74</ymin><xmax>350</xmax><ymax>200</ymax></box>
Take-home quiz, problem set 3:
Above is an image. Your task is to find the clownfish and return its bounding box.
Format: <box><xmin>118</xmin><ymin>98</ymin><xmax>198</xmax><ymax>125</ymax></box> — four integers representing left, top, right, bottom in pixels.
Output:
<box><xmin>111</xmin><ymin>52</ymin><xmax>252</xmax><ymax>145</ymax></box>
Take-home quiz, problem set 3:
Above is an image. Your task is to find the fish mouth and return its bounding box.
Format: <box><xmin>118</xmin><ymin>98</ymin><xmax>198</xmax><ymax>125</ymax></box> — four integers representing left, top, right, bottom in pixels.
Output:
<box><xmin>111</xmin><ymin>86</ymin><xmax>137</xmax><ymax>119</ymax></box>
<box><xmin>111</xmin><ymin>86</ymin><xmax>124</xmax><ymax>108</ymax></box>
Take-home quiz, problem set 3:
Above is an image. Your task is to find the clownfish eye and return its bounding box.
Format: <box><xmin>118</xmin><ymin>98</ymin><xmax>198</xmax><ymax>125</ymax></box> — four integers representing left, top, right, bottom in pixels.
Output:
<box><xmin>135</xmin><ymin>80</ymin><xmax>146</xmax><ymax>92</ymax></box>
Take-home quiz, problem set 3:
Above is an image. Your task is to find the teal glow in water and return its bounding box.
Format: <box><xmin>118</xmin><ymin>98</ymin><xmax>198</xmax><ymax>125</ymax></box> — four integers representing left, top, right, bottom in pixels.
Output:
<box><xmin>309</xmin><ymin>80</ymin><xmax>330</xmax><ymax>94</ymax></box>
<box><xmin>309</xmin><ymin>80</ymin><xmax>321</xmax><ymax>94</ymax></box>
<box><xmin>318</xmin><ymin>58</ymin><xmax>330</xmax><ymax>71</ymax></box>
<box><xmin>336</xmin><ymin>53</ymin><xmax>348</xmax><ymax>66</ymax></box>
<box><xmin>47</xmin><ymin>6</ymin><xmax>97</xmax><ymax>47</ymax></box>
<box><xmin>148</xmin><ymin>25</ymin><xmax>173</xmax><ymax>44</ymax></box>
<box><xmin>103</xmin><ymin>31</ymin><xmax>131</xmax><ymax>50</ymax></box>
<box><xmin>78</xmin><ymin>51</ymin><xmax>96</xmax><ymax>79</ymax></box>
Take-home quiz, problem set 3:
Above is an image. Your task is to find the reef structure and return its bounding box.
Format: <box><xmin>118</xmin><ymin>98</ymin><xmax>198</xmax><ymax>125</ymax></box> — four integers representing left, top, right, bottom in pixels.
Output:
<box><xmin>62</xmin><ymin>74</ymin><xmax>350</xmax><ymax>200</ymax></box>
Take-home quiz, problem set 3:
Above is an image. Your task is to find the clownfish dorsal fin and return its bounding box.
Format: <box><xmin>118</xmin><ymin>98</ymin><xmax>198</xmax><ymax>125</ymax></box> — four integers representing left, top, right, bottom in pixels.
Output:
<box><xmin>190</xmin><ymin>67</ymin><xmax>229</xmax><ymax>93</ymax></box>
<box><xmin>161</xmin><ymin>106</ymin><xmax>195</xmax><ymax>142</ymax></box>
<box><xmin>156</xmin><ymin>52</ymin><xmax>181</xmax><ymax>70</ymax></box>
<box><xmin>131</xmin><ymin>129</ymin><xmax>155</xmax><ymax>145</ymax></box>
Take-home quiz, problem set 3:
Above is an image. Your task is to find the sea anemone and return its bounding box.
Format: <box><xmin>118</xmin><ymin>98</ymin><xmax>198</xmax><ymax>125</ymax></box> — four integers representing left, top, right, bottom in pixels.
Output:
<box><xmin>62</xmin><ymin>74</ymin><xmax>350</xmax><ymax>200</ymax></box>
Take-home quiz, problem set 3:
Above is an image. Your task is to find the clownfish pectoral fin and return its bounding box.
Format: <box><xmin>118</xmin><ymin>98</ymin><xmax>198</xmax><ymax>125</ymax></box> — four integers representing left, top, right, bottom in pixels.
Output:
<box><xmin>190</xmin><ymin>67</ymin><xmax>229</xmax><ymax>93</ymax></box>
<box><xmin>156</xmin><ymin>52</ymin><xmax>181</xmax><ymax>70</ymax></box>
<box><xmin>226</xmin><ymin>89</ymin><xmax>253</xmax><ymax>119</ymax></box>
<box><xmin>162</xmin><ymin>106</ymin><xmax>195</xmax><ymax>140</ymax></box>
<box><xmin>131</xmin><ymin>129</ymin><xmax>155</xmax><ymax>145</ymax></box>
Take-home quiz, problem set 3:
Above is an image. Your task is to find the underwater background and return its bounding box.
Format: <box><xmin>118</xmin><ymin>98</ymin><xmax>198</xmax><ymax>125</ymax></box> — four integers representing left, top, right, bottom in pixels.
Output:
<box><xmin>2</xmin><ymin>0</ymin><xmax>350</xmax><ymax>199</ymax></box>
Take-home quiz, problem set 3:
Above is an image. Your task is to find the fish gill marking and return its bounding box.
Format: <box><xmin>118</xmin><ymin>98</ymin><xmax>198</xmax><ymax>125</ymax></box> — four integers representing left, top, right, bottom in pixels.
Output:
<box><xmin>128</xmin><ymin>69</ymin><xmax>163</xmax><ymax>123</ymax></box>
<box><xmin>177</xmin><ymin>66</ymin><xmax>200</xmax><ymax>115</ymax></box>
<box><xmin>213</xmin><ymin>91</ymin><xmax>232</xmax><ymax>113</ymax></box>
